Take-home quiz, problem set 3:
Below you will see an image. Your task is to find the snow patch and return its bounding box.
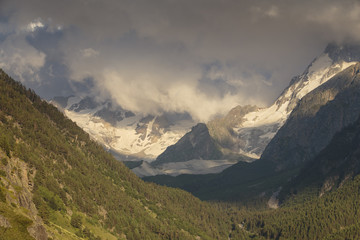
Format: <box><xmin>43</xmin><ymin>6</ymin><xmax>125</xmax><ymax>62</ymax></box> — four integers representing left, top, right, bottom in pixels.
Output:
<box><xmin>63</xmin><ymin>106</ymin><xmax>194</xmax><ymax>161</ymax></box>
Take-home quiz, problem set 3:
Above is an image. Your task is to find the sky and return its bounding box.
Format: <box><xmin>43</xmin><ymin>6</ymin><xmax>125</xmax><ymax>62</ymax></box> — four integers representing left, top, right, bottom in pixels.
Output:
<box><xmin>1</xmin><ymin>0</ymin><xmax>360</xmax><ymax>122</ymax></box>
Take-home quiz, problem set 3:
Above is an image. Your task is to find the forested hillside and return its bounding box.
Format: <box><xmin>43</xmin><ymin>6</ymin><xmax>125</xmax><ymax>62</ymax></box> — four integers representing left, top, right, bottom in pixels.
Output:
<box><xmin>0</xmin><ymin>69</ymin><xmax>248</xmax><ymax>239</ymax></box>
<box><xmin>234</xmin><ymin>170</ymin><xmax>360</xmax><ymax>239</ymax></box>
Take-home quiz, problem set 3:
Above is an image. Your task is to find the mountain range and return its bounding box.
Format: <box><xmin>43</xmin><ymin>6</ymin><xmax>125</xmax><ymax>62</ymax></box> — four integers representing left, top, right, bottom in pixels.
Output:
<box><xmin>144</xmin><ymin>43</ymin><xmax>360</xmax><ymax>203</ymax></box>
<box><xmin>51</xmin><ymin>43</ymin><xmax>360</xmax><ymax>181</ymax></box>
<box><xmin>126</xmin><ymin>43</ymin><xmax>357</xmax><ymax>177</ymax></box>
<box><xmin>171</xmin><ymin>43</ymin><xmax>358</xmax><ymax>161</ymax></box>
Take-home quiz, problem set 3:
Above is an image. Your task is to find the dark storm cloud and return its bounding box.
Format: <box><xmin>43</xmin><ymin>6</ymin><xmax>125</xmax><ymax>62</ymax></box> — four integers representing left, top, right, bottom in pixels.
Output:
<box><xmin>25</xmin><ymin>27</ymin><xmax>74</xmax><ymax>98</ymax></box>
<box><xmin>0</xmin><ymin>0</ymin><xmax>360</xmax><ymax>121</ymax></box>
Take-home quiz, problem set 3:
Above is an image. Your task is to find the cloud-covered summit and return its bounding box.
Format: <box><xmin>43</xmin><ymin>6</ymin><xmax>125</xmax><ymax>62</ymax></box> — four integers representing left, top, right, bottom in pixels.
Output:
<box><xmin>1</xmin><ymin>0</ymin><xmax>360</xmax><ymax>121</ymax></box>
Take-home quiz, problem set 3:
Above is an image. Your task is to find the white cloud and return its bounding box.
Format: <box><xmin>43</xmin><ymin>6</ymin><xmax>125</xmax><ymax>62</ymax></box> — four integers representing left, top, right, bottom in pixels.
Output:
<box><xmin>251</xmin><ymin>5</ymin><xmax>279</xmax><ymax>19</ymax></box>
<box><xmin>99</xmin><ymin>69</ymin><xmax>243</xmax><ymax>122</ymax></box>
<box><xmin>266</xmin><ymin>6</ymin><xmax>279</xmax><ymax>18</ymax></box>
<box><xmin>25</xmin><ymin>19</ymin><xmax>44</xmax><ymax>32</ymax></box>
<box><xmin>0</xmin><ymin>35</ymin><xmax>46</xmax><ymax>83</ymax></box>
<box><xmin>81</xmin><ymin>48</ymin><xmax>99</xmax><ymax>58</ymax></box>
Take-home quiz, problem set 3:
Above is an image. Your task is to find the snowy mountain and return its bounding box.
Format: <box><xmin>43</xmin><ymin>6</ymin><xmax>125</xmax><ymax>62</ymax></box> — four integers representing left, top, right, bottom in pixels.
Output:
<box><xmin>51</xmin><ymin>96</ymin><xmax>195</xmax><ymax>161</ymax></box>
<box><xmin>262</xmin><ymin>62</ymin><xmax>360</xmax><ymax>170</ymax></box>
<box><xmin>208</xmin><ymin>45</ymin><xmax>357</xmax><ymax>159</ymax></box>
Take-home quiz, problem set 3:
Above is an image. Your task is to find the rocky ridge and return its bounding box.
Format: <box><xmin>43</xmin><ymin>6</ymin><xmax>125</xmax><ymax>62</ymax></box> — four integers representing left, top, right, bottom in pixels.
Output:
<box><xmin>0</xmin><ymin>150</ymin><xmax>48</xmax><ymax>240</ymax></box>
<box><xmin>262</xmin><ymin>62</ymin><xmax>360</xmax><ymax>170</ymax></box>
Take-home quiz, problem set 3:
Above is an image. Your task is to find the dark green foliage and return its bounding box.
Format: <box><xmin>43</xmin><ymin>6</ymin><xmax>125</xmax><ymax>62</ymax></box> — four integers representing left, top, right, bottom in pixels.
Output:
<box><xmin>35</xmin><ymin>186</ymin><xmax>66</xmax><ymax>212</ymax></box>
<box><xmin>73</xmin><ymin>226</ymin><xmax>101</xmax><ymax>240</ymax></box>
<box><xmin>324</xmin><ymin>223</ymin><xmax>360</xmax><ymax>240</ymax></box>
<box><xmin>0</xmin><ymin>134</ymin><xmax>12</xmax><ymax>158</ymax></box>
<box><xmin>234</xmin><ymin>174</ymin><xmax>360</xmax><ymax>239</ymax></box>
<box><xmin>70</xmin><ymin>214</ymin><xmax>82</xmax><ymax>229</ymax></box>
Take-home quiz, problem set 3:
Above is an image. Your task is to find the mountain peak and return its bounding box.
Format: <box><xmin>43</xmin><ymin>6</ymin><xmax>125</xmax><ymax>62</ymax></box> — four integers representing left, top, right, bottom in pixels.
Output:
<box><xmin>153</xmin><ymin>122</ymin><xmax>223</xmax><ymax>166</ymax></box>
<box><xmin>191</xmin><ymin>122</ymin><xmax>207</xmax><ymax>133</ymax></box>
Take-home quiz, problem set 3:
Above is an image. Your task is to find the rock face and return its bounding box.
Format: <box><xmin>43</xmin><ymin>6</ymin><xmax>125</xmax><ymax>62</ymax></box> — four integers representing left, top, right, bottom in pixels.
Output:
<box><xmin>0</xmin><ymin>215</ymin><xmax>11</xmax><ymax>228</ymax></box>
<box><xmin>279</xmin><ymin>112</ymin><xmax>360</xmax><ymax>200</ymax></box>
<box><xmin>69</xmin><ymin>96</ymin><xmax>100</xmax><ymax>112</ymax></box>
<box><xmin>94</xmin><ymin>103</ymin><xmax>134</xmax><ymax>126</ymax></box>
<box><xmin>207</xmin><ymin>105</ymin><xmax>259</xmax><ymax>156</ymax></box>
<box><xmin>0</xmin><ymin>152</ymin><xmax>48</xmax><ymax>240</ymax></box>
<box><xmin>261</xmin><ymin>63</ymin><xmax>360</xmax><ymax>170</ymax></box>
<box><xmin>153</xmin><ymin>123</ymin><xmax>223</xmax><ymax>166</ymax></box>
<box><xmin>325</xmin><ymin>42</ymin><xmax>360</xmax><ymax>63</ymax></box>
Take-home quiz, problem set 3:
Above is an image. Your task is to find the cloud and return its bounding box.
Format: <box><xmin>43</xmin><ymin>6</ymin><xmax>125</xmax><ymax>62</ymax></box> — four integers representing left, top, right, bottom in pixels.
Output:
<box><xmin>0</xmin><ymin>32</ymin><xmax>46</xmax><ymax>83</ymax></box>
<box><xmin>25</xmin><ymin>19</ymin><xmax>44</xmax><ymax>32</ymax></box>
<box><xmin>81</xmin><ymin>48</ymin><xmax>99</xmax><ymax>58</ymax></box>
<box><xmin>305</xmin><ymin>2</ymin><xmax>360</xmax><ymax>41</ymax></box>
<box><xmin>99</xmin><ymin>69</ymin><xmax>243</xmax><ymax>121</ymax></box>
<box><xmin>1</xmin><ymin>0</ymin><xmax>360</xmax><ymax>121</ymax></box>
<box><xmin>266</xmin><ymin>6</ymin><xmax>279</xmax><ymax>18</ymax></box>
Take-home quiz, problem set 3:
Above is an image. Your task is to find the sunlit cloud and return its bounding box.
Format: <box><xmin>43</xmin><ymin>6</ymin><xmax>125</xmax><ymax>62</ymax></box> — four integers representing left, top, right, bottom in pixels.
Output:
<box><xmin>25</xmin><ymin>19</ymin><xmax>44</xmax><ymax>32</ymax></box>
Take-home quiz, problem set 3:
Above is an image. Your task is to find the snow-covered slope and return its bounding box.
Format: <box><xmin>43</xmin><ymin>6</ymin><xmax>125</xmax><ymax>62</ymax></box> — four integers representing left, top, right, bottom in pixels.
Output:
<box><xmin>222</xmin><ymin>53</ymin><xmax>356</xmax><ymax>159</ymax></box>
<box><xmin>51</xmin><ymin>97</ymin><xmax>194</xmax><ymax>161</ymax></box>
